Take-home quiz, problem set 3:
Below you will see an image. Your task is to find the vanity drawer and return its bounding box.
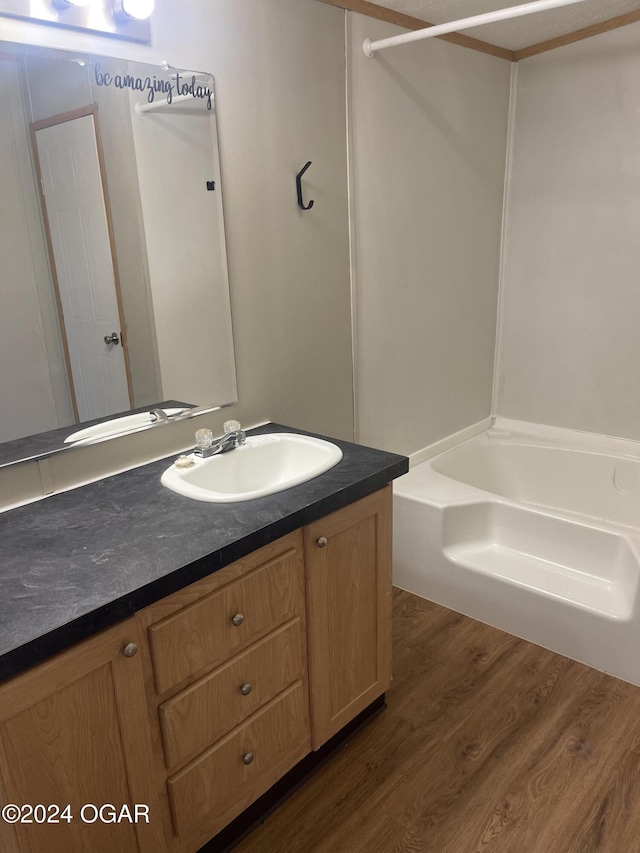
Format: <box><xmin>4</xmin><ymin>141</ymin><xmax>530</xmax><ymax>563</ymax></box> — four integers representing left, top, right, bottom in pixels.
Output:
<box><xmin>167</xmin><ymin>680</ymin><xmax>310</xmax><ymax>839</ymax></box>
<box><xmin>159</xmin><ymin>618</ymin><xmax>305</xmax><ymax>769</ymax></box>
<box><xmin>149</xmin><ymin>540</ymin><xmax>304</xmax><ymax>693</ymax></box>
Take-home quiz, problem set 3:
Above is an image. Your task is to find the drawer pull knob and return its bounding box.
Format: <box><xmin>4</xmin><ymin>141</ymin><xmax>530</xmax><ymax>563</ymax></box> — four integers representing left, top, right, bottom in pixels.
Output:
<box><xmin>231</xmin><ymin>613</ymin><xmax>245</xmax><ymax>627</ymax></box>
<box><xmin>240</xmin><ymin>682</ymin><xmax>252</xmax><ymax>696</ymax></box>
<box><xmin>316</xmin><ymin>536</ymin><xmax>328</xmax><ymax>548</ymax></box>
<box><xmin>242</xmin><ymin>752</ymin><xmax>254</xmax><ymax>765</ymax></box>
<box><xmin>123</xmin><ymin>642</ymin><xmax>138</xmax><ymax>658</ymax></box>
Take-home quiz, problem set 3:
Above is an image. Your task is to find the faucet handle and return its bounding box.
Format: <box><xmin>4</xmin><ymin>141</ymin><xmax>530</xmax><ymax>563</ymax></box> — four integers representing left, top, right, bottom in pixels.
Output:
<box><xmin>223</xmin><ymin>420</ymin><xmax>242</xmax><ymax>434</ymax></box>
<box><xmin>195</xmin><ymin>428</ymin><xmax>214</xmax><ymax>449</ymax></box>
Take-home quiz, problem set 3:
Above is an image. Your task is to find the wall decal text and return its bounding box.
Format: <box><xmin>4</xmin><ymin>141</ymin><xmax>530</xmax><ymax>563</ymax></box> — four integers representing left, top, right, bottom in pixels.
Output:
<box><xmin>94</xmin><ymin>63</ymin><xmax>212</xmax><ymax>110</ymax></box>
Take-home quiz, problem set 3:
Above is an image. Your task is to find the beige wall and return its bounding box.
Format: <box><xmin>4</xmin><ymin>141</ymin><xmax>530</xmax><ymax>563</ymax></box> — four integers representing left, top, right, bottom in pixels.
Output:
<box><xmin>497</xmin><ymin>23</ymin><xmax>640</xmax><ymax>440</ymax></box>
<box><xmin>0</xmin><ymin>0</ymin><xmax>353</xmax><ymax>455</ymax></box>
<box><xmin>149</xmin><ymin>0</ymin><xmax>353</xmax><ymax>441</ymax></box>
<box><xmin>349</xmin><ymin>14</ymin><xmax>511</xmax><ymax>457</ymax></box>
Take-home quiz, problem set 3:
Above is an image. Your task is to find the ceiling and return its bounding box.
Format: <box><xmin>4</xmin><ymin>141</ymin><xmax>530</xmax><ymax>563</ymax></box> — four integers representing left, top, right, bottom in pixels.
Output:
<box><xmin>365</xmin><ymin>0</ymin><xmax>640</xmax><ymax>50</ymax></box>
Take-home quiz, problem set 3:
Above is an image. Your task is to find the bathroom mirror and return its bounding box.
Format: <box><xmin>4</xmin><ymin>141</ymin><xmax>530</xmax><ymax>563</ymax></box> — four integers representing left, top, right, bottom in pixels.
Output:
<box><xmin>0</xmin><ymin>42</ymin><xmax>237</xmax><ymax>467</ymax></box>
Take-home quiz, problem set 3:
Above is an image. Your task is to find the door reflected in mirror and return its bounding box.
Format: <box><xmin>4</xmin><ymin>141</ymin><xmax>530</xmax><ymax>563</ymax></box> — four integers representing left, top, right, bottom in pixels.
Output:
<box><xmin>0</xmin><ymin>45</ymin><xmax>237</xmax><ymax>465</ymax></box>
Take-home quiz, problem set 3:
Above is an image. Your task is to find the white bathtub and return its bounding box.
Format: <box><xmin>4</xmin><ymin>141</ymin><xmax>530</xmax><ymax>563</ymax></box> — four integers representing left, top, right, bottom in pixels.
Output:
<box><xmin>393</xmin><ymin>422</ymin><xmax>640</xmax><ymax>685</ymax></box>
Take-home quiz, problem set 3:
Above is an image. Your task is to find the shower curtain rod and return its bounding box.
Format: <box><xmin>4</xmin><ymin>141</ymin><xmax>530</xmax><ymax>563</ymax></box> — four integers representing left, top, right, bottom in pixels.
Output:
<box><xmin>363</xmin><ymin>0</ymin><xmax>590</xmax><ymax>56</ymax></box>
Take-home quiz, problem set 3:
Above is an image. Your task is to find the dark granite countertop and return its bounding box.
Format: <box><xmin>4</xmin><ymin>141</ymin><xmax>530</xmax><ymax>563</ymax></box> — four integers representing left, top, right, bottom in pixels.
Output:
<box><xmin>0</xmin><ymin>423</ymin><xmax>408</xmax><ymax>682</ymax></box>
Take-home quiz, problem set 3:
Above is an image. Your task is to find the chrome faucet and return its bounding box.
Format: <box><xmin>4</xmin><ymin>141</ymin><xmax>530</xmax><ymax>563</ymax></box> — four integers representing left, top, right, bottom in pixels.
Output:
<box><xmin>150</xmin><ymin>408</ymin><xmax>169</xmax><ymax>422</ymax></box>
<box><xmin>194</xmin><ymin>424</ymin><xmax>246</xmax><ymax>458</ymax></box>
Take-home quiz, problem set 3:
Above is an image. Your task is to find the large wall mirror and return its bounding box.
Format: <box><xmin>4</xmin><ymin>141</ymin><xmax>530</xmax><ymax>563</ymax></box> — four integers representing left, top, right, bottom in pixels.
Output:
<box><xmin>0</xmin><ymin>42</ymin><xmax>237</xmax><ymax>466</ymax></box>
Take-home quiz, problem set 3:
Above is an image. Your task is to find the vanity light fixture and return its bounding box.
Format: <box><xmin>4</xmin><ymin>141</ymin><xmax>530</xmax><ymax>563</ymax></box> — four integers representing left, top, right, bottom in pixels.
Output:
<box><xmin>113</xmin><ymin>0</ymin><xmax>154</xmax><ymax>21</ymax></box>
<box><xmin>0</xmin><ymin>0</ymin><xmax>152</xmax><ymax>42</ymax></box>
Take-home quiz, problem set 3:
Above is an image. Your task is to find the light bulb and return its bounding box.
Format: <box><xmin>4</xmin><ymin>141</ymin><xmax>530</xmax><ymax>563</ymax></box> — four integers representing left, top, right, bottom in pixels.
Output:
<box><xmin>113</xmin><ymin>0</ymin><xmax>155</xmax><ymax>21</ymax></box>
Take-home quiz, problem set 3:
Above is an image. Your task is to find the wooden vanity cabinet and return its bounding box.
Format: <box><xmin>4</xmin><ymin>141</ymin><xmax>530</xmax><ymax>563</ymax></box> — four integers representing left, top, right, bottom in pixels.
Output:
<box><xmin>305</xmin><ymin>485</ymin><xmax>393</xmax><ymax>747</ymax></box>
<box><xmin>0</xmin><ymin>618</ymin><xmax>171</xmax><ymax>853</ymax></box>
<box><xmin>0</xmin><ymin>485</ymin><xmax>393</xmax><ymax>853</ymax></box>
<box><xmin>142</xmin><ymin>529</ymin><xmax>312</xmax><ymax>853</ymax></box>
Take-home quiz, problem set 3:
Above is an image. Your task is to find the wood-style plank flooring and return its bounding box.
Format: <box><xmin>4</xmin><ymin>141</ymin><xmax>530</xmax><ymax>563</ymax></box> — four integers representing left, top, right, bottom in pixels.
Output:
<box><xmin>236</xmin><ymin>589</ymin><xmax>640</xmax><ymax>852</ymax></box>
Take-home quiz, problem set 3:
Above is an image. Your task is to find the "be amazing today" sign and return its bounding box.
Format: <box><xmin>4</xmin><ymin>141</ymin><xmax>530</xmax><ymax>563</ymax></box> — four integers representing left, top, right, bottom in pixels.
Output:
<box><xmin>94</xmin><ymin>63</ymin><xmax>213</xmax><ymax>110</ymax></box>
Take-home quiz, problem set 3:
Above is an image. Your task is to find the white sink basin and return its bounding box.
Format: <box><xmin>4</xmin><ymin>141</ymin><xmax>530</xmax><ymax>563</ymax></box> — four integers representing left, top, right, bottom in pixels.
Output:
<box><xmin>161</xmin><ymin>433</ymin><xmax>343</xmax><ymax>502</ymax></box>
<box><xmin>64</xmin><ymin>408</ymin><xmax>187</xmax><ymax>444</ymax></box>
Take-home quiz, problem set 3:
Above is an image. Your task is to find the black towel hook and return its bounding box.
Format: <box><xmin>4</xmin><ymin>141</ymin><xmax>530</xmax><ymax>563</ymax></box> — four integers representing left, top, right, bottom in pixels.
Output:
<box><xmin>296</xmin><ymin>161</ymin><xmax>314</xmax><ymax>211</ymax></box>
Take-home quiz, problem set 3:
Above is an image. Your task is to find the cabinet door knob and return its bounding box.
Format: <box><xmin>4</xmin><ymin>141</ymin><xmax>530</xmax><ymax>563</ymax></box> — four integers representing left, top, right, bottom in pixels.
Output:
<box><xmin>242</xmin><ymin>752</ymin><xmax>254</xmax><ymax>765</ymax></box>
<box><xmin>231</xmin><ymin>612</ymin><xmax>245</xmax><ymax>626</ymax></box>
<box><xmin>316</xmin><ymin>536</ymin><xmax>328</xmax><ymax>548</ymax></box>
<box><xmin>240</xmin><ymin>682</ymin><xmax>252</xmax><ymax>696</ymax></box>
<box><xmin>123</xmin><ymin>642</ymin><xmax>138</xmax><ymax>658</ymax></box>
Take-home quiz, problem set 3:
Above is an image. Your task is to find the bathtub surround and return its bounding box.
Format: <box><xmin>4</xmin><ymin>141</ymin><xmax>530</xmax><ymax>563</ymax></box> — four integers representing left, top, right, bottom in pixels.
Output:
<box><xmin>394</xmin><ymin>419</ymin><xmax>640</xmax><ymax>686</ymax></box>
<box><xmin>350</xmin><ymin>10</ymin><xmax>640</xmax><ymax>459</ymax></box>
<box><xmin>350</xmin><ymin>11</ymin><xmax>640</xmax><ymax>459</ymax></box>
<box><xmin>386</xmin><ymin>17</ymin><xmax>640</xmax><ymax>695</ymax></box>
<box><xmin>496</xmin><ymin>21</ymin><xmax>640</xmax><ymax>441</ymax></box>
<box><xmin>407</xmin><ymin>415</ymin><xmax>492</xmax><ymax>468</ymax></box>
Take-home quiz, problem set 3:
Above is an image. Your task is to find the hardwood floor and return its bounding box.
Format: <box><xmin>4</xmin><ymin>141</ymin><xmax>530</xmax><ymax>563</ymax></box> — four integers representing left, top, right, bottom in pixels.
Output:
<box><xmin>236</xmin><ymin>589</ymin><xmax>640</xmax><ymax>852</ymax></box>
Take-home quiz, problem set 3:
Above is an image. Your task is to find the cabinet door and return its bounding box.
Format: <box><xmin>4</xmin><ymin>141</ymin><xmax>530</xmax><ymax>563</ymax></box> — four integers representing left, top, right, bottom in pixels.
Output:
<box><xmin>304</xmin><ymin>485</ymin><xmax>393</xmax><ymax>748</ymax></box>
<box><xmin>0</xmin><ymin>619</ymin><xmax>171</xmax><ymax>853</ymax></box>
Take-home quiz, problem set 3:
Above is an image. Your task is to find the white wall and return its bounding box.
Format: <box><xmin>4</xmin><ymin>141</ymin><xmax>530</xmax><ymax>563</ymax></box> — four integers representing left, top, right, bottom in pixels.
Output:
<box><xmin>497</xmin><ymin>23</ymin><xmax>640</xmax><ymax>440</ymax></box>
<box><xmin>0</xmin><ymin>0</ymin><xmax>354</xmax><ymax>445</ymax></box>
<box><xmin>349</xmin><ymin>14</ymin><xmax>511</xmax><ymax>457</ymax></box>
